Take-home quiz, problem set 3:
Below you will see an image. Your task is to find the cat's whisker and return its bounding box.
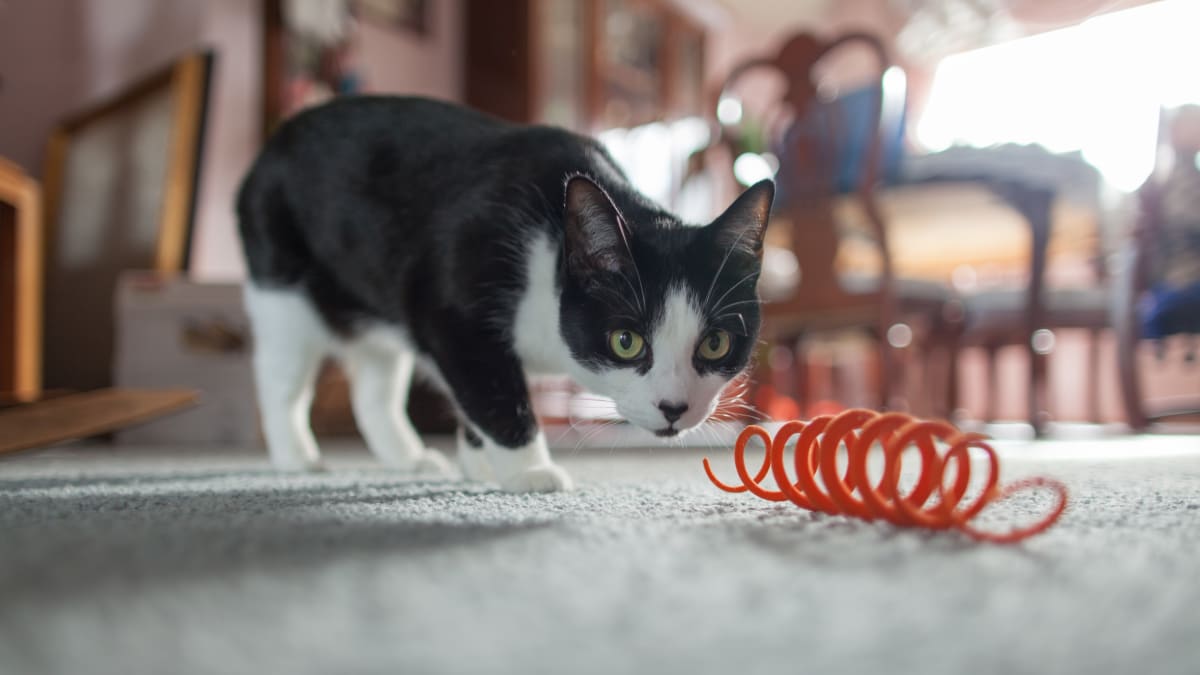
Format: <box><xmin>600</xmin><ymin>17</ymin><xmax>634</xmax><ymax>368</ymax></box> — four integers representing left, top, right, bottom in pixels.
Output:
<box><xmin>550</xmin><ymin>416</ymin><xmax>586</xmax><ymax>446</ymax></box>
<box><xmin>701</xmin><ymin>224</ymin><xmax>753</xmax><ymax>312</ymax></box>
<box><xmin>570</xmin><ymin>421</ymin><xmax>602</xmax><ymax>454</ymax></box>
<box><xmin>708</xmin><ymin>270</ymin><xmax>760</xmax><ymax>318</ymax></box>
<box><xmin>711</xmin><ymin>299</ymin><xmax>759</xmax><ymax>313</ymax></box>
<box><xmin>610</xmin><ymin>273</ymin><xmax>644</xmax><ymax>315</ymax></box>
<box><xmin>702</xmin><ymin>422</ymin><xmax>724</xmax><ymax>449</ymax></box>
<box><xmin>573</xmin><ymin>417</ymin><xmax>621</xmax><ymax>453</ymax></box>
<box><xmin>614</xmin><ymin>219</ymin><xmax>648</xmax><ymax>314</ymax></box>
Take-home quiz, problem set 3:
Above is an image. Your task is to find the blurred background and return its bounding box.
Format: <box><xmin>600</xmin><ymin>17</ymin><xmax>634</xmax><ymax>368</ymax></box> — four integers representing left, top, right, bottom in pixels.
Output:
<box><xmin>1</xmin><ymin>0</ymin><xmax>1197</xmax><ymax>451</ymax></box>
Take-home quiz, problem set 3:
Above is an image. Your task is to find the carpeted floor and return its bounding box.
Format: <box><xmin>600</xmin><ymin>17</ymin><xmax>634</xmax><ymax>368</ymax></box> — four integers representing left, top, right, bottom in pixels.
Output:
<box><xmin>1</xmin><ymin>432</ymin><xmax>1199</xmax><ymax>675</ymax></box>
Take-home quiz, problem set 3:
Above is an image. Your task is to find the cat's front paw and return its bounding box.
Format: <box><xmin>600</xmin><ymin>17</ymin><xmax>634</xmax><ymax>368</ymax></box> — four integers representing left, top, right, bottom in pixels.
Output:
<box><xmin>499</xmin><ymin>464</ymin><xmax>574</xmax><ymax>493</ymax></box>
<box><xmin>458</xmin><ymin>448</ymin><xmax>494</xmax><ymax>483</ymax></box>
<box><xmin>413</xmin><ymin>449</ymin><xmax>454</xmax><ymax>477</ymax></box>
<box><xmin>384</xmin><ymin>449</ymin><xmax>454</xmax><ymax>477</ymax></box>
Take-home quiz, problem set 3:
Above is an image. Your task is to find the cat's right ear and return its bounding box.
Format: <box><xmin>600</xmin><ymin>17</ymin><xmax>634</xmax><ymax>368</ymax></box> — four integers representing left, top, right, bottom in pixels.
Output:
<box><xmin>707</xmin><ymin>179</ymin><xmax>774</xmax><ymax>261</ymax></box>
<box><xmin>563</xmin><ymin>175</ymin><xmax>630</xmax><ymax>276</ymax></box>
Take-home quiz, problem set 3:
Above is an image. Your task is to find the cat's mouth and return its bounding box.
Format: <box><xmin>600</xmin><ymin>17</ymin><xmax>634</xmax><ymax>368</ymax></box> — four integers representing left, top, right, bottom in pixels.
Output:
<box><xmin>654</xmin><ymin>426</ymin><xmax>680</xmax><ymax>438</ymax></box>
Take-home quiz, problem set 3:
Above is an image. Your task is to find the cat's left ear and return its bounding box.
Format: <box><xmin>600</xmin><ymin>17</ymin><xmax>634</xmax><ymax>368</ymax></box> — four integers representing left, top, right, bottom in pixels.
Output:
<box><xmin>563</xmin><ymin>175</ymin><xmax>631</xmax><ymax>275</ymax></box>
<box><xmin>707</xmin><ymin>179</ymin><xmax>775</xmax><ymax>260</ymax></box>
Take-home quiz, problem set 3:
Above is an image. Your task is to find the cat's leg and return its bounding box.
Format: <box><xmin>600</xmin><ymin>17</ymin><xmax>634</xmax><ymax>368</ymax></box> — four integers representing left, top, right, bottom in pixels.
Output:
<box><xmin>430</xmin><ymin>324</ymin><xmax>572</xmax><ymax>493</ymax></box>
<box><xmin>244</xmin><ymin>284</ymin><xmax>329</xmax><ymax>472</ymax></box>
<box><xmin>456</xmin><ymin>425</ymin><xmax>494</xmax><ymax>483</ymax></box>
<box><xmin>478</xmin><ymin>426</ymin><xmax>571</xmax><ymax>493</ymax></box>
<box><xmin>342</xmin><ymin>339</ymin><xmax>452</xmax><ymax>476</ymax></box>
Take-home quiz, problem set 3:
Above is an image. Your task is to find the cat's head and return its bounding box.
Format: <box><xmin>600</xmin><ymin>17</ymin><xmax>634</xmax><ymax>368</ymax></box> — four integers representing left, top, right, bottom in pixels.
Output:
<box><xmin>558</xmin><ymin>175</ymin><xmax>774</xmax><ymax>437</ymax></box>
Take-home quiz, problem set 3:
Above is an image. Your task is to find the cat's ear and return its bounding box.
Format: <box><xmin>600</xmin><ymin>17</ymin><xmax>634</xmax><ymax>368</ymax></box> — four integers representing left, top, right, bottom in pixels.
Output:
<box><xmin>563</xmin><ymin>175</ymin><xmax>630</xmax><ymax>275</ymax></box>
<box><xmin>707</xmin><ymin>179</ymin><xmax>775</xmax><ymax>260</ymax></box>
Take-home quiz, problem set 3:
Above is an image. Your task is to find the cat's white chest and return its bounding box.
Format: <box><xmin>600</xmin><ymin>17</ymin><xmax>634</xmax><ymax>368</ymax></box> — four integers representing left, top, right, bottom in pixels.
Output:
<box><xmin>512</xmin><ymin>234</ymin><xmax>571</xmax><ymax>375</ymax></box>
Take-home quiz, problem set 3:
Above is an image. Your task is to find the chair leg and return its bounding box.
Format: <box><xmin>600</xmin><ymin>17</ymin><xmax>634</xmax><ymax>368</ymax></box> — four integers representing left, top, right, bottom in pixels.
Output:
<box><xmin>984</xmin><ymin>344</ymin><xmax>999</xmax><ymax>423</ymax></box>
<box><xmin>1116</xmin><ymin>310</ymin><xmax>1148</xmax><ymax>431</ymax></box>
<box><xmin>944</xmin><ymin>335</ymin><xmax>961</xmax><ymax>422</ymax></box>
<box><xmin>918</xmin><ymin>342</ymin><xmax>935</xmax><ymax>418</ymax></box>
<box><xmin>1087</xmin><ymin>328</ymin><xmax>1102</xmax><ymax>424</ymax></box>
<box><xmin>793</xmin><ymin>338</ymin><xmax>809</xmax><ymax>418</ymax></box>
<box><xmin>1030</xmin><ymin>346</ymin><xmax>1048</xmax><ymax>437</ymax></box>
<box><xmin>767</xmin><ymin>338</ymin><xmax>792</xmax><ymax>397</ymax></box>
<box><xmin>880</xmin><ymin>340</ymin><xmax>897</xmax><ymax>411</ymax></box>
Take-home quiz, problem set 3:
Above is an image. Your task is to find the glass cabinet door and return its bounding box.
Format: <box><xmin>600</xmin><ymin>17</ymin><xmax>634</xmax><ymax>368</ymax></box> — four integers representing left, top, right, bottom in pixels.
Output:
<box><xmin>598</xmin><ymin>0</ymin><xmax>665</xmax><ymax>129</ymax></box>
<box><xmin>537</xmin><ymin>0</ymin><xmax>586</xmax><ymax>130</ymax></box>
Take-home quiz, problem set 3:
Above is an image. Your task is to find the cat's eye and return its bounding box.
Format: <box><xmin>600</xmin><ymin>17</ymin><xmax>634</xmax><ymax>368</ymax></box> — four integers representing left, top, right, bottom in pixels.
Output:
<box><xmin>697</xmin><ymin>330</ymin><xmax>732</xmax><ymax>361</ymax></box>
<box><xmin>608</xmin><ymin>329</ymin><xmax>645</xmax><ymax>360</ymax></box>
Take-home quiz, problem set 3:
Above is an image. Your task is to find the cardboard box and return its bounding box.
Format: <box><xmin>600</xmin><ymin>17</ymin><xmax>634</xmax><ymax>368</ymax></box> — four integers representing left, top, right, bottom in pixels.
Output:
<box><xmin>113</xmin><ymin>272</ymin><xmax>259</xmax><ymax>444</ymax></box>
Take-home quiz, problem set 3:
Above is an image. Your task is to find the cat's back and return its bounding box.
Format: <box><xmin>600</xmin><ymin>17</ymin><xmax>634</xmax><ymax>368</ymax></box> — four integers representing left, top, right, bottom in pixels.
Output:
<box><xmin>259</xmin><ymin>96</ymin><xmax>508</xmax><ymax>176</ymax></box>
<box><xmin>245</xmin><ymin>95</ymin><xmax>604</xmax><ymax>208</ymax></box>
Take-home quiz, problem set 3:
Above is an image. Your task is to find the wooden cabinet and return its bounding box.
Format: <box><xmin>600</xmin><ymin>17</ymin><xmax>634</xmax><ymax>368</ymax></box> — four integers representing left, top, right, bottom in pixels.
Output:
<box><xmin>465</xmin><ymin>0</ymin><xmax>706</xmax><ymax>132</ymax></box>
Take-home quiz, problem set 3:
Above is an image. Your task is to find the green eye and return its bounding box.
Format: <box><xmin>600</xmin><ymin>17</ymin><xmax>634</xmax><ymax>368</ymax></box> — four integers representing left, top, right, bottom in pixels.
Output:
<box><xmin>608</xmin><ymin>330</ymin><xmax>645</xmax><ymax>360</ymax></box>
<box><xmin>697</xmin><ymin>330</ymin><xmax>732</xmax><ymax>360</ymax></box>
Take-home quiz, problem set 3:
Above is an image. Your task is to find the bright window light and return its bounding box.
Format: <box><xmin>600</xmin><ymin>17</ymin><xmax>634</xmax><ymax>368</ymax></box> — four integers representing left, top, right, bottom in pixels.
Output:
<box><xmin>599</xmin><ymin>117</ymin><xmax>711</xmax><ymax>208</ymax></box>
<box><xmin>717</xmin><ymin>96</ymin><xmax>743</xmax><ymax>126</ymax></box>
<box><xmin>882</xmin><ymin>66</ymin><xmax>907</xmax><ymax>103</ymax></box>
<box><xmin>916</xmin><ymin>0</ymin><xmax>1200</xmax><ymax>192</ymax></box>
<box><xmin>733</xmin><ymin>152</ymin><xmax>775</xmax><ymax>186</ymax></box>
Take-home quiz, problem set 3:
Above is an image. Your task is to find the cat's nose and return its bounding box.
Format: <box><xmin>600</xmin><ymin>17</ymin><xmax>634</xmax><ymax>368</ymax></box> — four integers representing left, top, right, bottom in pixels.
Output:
<box><xmin>657</xmin><ymin>401</ymin><xmax>689</xmax><ymax>423</ymax></box>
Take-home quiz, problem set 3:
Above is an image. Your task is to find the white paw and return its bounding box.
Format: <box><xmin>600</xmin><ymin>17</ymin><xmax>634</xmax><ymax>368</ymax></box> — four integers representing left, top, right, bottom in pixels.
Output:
<box><xmin>412</xmin><ymin>449</ymin><xmax>454</xmax><ymax>477</ymax></box>
<box><xmin>458</xmin><ymin>449</ymin><xmax>494</xmax><ymax>483</ymax></box>
<box><xmin>380</xmin><ymin>449</ymin><xmax>454</xmax><ymax>477</ymax></box>
<box><xmin>499</xmin><ymin>464</ymin><xmax>574</xmax><ymax>493</ymax></box>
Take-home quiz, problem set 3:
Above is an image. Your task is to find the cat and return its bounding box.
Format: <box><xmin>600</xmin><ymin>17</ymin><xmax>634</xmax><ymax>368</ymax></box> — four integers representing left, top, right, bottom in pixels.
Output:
<box><xmin>237</xmin><ymin>96</ymin><xmax>774</xmax><ymax>493</ymax></box>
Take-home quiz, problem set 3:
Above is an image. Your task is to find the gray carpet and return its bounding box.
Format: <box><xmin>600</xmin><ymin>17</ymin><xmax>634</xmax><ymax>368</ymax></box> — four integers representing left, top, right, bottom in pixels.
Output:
<box><xmin>1</xmin><ymin>434</ymin><xmax>1199</xmax><ymax>675</ymax></box>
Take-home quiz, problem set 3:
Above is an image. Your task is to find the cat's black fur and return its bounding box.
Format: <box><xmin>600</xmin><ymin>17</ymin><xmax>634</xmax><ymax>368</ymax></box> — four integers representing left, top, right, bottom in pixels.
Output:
<box><xmin>238</xmin><ymin>96</ymin><xmax>772</xmax><ymax>449</ymax></box>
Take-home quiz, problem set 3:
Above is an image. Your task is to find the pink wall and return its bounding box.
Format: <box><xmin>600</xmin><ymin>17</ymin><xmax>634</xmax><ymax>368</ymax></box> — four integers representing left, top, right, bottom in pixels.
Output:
<box><xmin>0</xmin><ymin>0</ymin><xmax>259</xmax><ymax>281</ymax></box>
<box><xmin>189</xmin><ymin>0</ymin><xmax>265</xmax><ymax>281</ymax></box>
<box><xmin>0</xmin><ymin>0</ymin><xmax>464</xmax><ymax>282</ymax></box>
<box><xmin>0</xmin><ymin>0</ymin><xmax>208</xmax><ymax>173</ymax></box>
<box><xmin>358</xmin><ymin>0</ymin><xmax>463</xmax><ymax>102</ymax></box>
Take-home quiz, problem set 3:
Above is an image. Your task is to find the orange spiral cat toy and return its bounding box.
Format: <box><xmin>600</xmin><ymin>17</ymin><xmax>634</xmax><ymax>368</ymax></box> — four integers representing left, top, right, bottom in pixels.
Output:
<box><xmin>703</xmin><ymin>409</ymin><xmax>1068</xmax><ymax>543</ymax></box>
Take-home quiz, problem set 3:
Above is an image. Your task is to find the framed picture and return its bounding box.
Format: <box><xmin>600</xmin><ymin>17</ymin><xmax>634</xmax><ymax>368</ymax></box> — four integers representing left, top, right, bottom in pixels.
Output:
<box><xmin>355</xmin><ymin>0</ymin><xmax>429</xmax><ymax>35</ymax></box>
<box><xmin>262</xmin><ymin>0</ymin><xmax>365</xmax><ymax>136</ymax></box>
<box><xmin>40</xmin><ymin>50</ymin><xmax>213</xmax><ymax>392</ymax></box>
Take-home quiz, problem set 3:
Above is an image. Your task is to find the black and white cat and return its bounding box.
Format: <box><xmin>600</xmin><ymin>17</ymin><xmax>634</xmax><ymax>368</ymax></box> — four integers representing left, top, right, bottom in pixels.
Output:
<box><xmin>238</xmin><ymin>96</ymin><xmax>773</xmax><ymax>493</ymax></box>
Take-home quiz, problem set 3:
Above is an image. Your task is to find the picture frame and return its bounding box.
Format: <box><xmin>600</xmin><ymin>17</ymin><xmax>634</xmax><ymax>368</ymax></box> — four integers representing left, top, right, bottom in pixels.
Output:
<box><xmin>40</xmin><ymin>50</ymin><xmax>213</xmax><ymax>392</ymax></box>
<box><xmin>262</xmin><ymin>0</ymin><xmax>363</xmax><ymax>137</ymax></box>
<box><xmin>355</xmin><ymin>0</ymin><xmax>430</xmax><ymax>36</ymax></box>
<box><xmin>260</xmin><ymin>0</ymin><xmax>429</xmax><ymax>137</ymax></box>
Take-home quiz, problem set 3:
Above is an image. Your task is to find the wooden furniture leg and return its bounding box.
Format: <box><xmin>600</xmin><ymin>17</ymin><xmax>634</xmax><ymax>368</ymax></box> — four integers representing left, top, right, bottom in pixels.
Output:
<box><xmin>0</xmin><ymin>157</ymin><xmax>43</xmax><ymax>402</ymax></box>
<box><xmin>1022</xmin><ymin>188</ymin><xmax>1052</xmax><ymax>436</ymax></box>
<box><xmin>1087</xmin><ymin>328</ymin><xmax>1102</xmax><ymax>423</ymax></box>
<box><xmin>984</xmin><ymin>344</ymin><xmax>1000</xmax><ymax>423</ymax></box>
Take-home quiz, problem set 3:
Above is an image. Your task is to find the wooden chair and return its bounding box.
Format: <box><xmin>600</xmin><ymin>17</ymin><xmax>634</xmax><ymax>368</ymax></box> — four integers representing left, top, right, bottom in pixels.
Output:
<box><xmin>715</xmin><ymin>32</ymin><xmax>957</xmax><ymax>417</ymax></box>
<box><xmin>1115</xmin><ymin>106</ymin><xmax>1200</xmax><ymax>428</ymax></box>
<box><xmin>946</xmin><ymin>175</ymin><xmax>1111</xmax><ymax>434</ymax></box>
<box><xmin>0</xmin><ymin>156</ymin><xmax>43</xmax><ymax>404</ymax></box>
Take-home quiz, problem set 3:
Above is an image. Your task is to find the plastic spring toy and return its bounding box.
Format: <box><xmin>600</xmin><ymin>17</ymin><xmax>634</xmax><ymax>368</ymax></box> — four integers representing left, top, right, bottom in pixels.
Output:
<box><xmin>703</xmin><ymin>408</ymin><xmax>1068</xmax><ymax>543</ymax></box>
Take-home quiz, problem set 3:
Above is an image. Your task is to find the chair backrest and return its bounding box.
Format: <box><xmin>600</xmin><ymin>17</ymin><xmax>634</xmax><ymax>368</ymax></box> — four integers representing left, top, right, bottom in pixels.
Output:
<box><xmin>716</xmin><ymin>32</ymin><xmax>899</xmax><ymax>300</ymax></box>
<box><xmin>1134</xmin><ymin>105</ymin><xmax>1200</xmax><ymax>336</ymax></box>
<box><xmin>1115</xmin><ymin>105</ymin><xmax>1200</xmax><ymax>428</ymax></box>
<box><xmin>0</xmin><ymin>156</ymin><xmax>43</xmax><ymax>401</ymax></box>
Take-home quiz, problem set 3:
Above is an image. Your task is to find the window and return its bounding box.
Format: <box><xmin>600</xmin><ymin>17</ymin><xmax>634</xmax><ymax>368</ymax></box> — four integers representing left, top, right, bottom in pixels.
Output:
<box><xmin>916</xmin><ymin>0</ymin><xmax>1200</xmax><ymax>191</ymax></box>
